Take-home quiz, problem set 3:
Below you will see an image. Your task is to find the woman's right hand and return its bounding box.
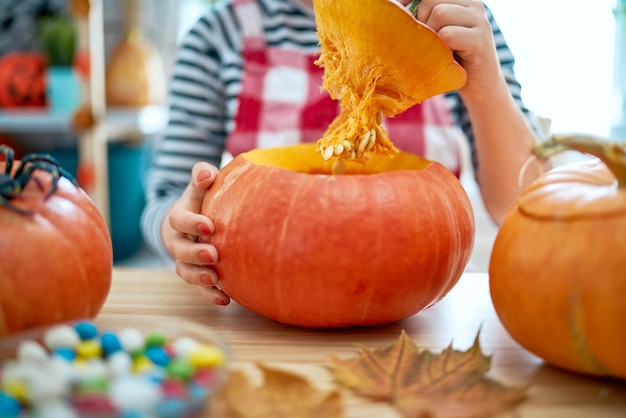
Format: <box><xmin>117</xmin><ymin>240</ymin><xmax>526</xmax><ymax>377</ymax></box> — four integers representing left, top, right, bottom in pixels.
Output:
<box><xmin>162</xmin><ymin>162</ymin><xmax>231</xmax><ymax>306</ymax></box>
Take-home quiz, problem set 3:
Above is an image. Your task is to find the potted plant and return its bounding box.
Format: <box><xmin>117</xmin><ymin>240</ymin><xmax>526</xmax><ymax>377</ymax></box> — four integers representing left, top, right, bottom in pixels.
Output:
<box><xmin>37</xmin><ymin>14</ymin><xmax>80</xmax><ymax>113</ymax></box>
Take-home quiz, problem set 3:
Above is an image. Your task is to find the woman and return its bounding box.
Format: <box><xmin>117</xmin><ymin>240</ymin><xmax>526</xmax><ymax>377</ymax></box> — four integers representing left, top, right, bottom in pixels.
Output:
<box><xmin>141</xmin><ymin>0</ymin><xmax>541</xmax><ymax>305</ymax></box>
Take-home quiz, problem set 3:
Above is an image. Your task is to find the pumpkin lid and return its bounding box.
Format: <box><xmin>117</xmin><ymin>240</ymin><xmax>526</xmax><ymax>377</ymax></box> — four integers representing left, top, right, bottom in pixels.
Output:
<box><xmin>313</xmin><ymin>0</ymin><xmax>466</xmax><ymax>108</ymax></box>
<box><xmin>313</xmin><ymin>0</ymin><xmax>467</xmax><ymax>161</ymax></box>
<box><xmin>518</xmin><ymin>159</ymin><xmax>626</xmax><ymax>220</ymax></box>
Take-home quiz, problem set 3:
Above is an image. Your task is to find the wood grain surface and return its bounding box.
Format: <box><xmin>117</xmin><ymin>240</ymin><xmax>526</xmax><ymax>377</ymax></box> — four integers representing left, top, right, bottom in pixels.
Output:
<box><xmin>98</xmin><ymin>268</ymin><xmax>626</xmax><ymax>417</ymax></box>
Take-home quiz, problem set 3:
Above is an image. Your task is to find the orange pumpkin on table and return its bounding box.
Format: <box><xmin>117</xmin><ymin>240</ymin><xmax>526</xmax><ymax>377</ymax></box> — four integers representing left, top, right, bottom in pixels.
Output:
<box><xmin>202</xmin><ymin>145</ymin><xmax>475</xmax><ymax>327</ymax></box>
<box><xmin>0</xmin><ymin>146</ymin><xmax>112</xmax><ymax>337</ymax></box>
<box><xmin>490</xmin><ymin>134</ymin><xmax>626</xmax><ymax>380</ymax></box>
<box><xmin>199</xmin><ymin>0</ymin><xmax>472</xmax><ymax>328</ymax></box>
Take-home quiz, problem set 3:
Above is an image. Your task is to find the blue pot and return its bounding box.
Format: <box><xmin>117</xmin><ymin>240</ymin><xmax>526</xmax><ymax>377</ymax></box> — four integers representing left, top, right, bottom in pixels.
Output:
<box><xmin>47</xmin><ymin>66</ymin><xmax>80</xmax><ymax>113</ymax></box>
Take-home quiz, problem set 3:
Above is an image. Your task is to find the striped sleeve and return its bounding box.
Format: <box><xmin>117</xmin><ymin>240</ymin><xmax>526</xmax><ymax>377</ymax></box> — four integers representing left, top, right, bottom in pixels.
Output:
<box><xmin>141</xmin><ymin>2</ymin><xmax>242</xmax><ymax>260</ymax></box>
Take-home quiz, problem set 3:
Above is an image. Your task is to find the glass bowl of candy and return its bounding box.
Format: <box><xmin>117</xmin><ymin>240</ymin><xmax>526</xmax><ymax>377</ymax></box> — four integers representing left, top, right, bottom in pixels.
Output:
<box><xmin>0</xmin><ymin>317</ymin><xmax>231</xmax><ymax>418</ymax></box>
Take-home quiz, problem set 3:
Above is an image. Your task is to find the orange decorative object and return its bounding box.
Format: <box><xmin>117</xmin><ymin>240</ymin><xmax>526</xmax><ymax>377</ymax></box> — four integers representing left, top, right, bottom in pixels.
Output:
<box><xmin>201</xmin><ymin>144</ymin><xmax>475</xmax><ymax>328</ymax></box>
<box><xmin>313</xmin><ymin>0</ymin><xmax>467</xmax><ymax>161</ymax></box>
<box><xmin>490</xmin><ymin>134</ymin><xmax>626</xmax><ymax>380</ymax></box>
<box><xmin>72</xmin><ymin>104</ymin><xmax>96</xmax><ymax>132</ymax></box>
<box><xmin>0</xmin><ymin>146</ymin><xmax>112</xmax><ymax>337</ymax></box>
<box><xmin>105</xmin><ymin>30</ymin><xmax>166</xmax><ymax>107</ymax></box>
<box><xmin>76</xmin><ymin>161</ymin><xmax>95</xmax><ymax>190</ymax></box>
<box><xmin>69</xmin><ymin>0</ymin><xmax>90</xmax><ymax>19</ymax></box>
<box><xmin>0</xmin><ymin>52</ymin><xmax>48</xmax><ymax>108</ymax></box>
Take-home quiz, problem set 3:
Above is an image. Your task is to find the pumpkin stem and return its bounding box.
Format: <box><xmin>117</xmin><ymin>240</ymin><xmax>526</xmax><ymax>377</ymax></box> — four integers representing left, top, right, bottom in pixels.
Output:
<box><xmin>532</xmin><ymin>134</ymin><xmax>626</xmax><ymax>187</ymax></box>
<box><xmin>407</xmin><ymin>0</ymin><xmax>421</xmax><ymax>16</ymax></box>
<box><xmin>0</xmin><ymin>146</ymin><xmax>77</xmax><ymax>214</ymax></box>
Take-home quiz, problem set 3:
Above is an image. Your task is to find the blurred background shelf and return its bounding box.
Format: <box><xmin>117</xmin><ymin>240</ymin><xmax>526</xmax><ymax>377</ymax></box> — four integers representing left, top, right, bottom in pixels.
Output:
<box><xmin>0</xmin><ymin>111</ymin><xmax>73</xmax><ymax>133</ymax></box>
<box><xmin>0</xmin><ymin>106</ymin><xmax>167</xmax><ymax>138</ymax></box>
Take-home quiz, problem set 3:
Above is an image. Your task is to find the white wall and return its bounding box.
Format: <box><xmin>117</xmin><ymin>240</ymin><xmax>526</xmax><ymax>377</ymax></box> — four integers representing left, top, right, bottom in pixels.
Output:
<box><xmin>486</xmin><ymin>0</ymin><xmax>618</xmax><ymax>138</ymax></box>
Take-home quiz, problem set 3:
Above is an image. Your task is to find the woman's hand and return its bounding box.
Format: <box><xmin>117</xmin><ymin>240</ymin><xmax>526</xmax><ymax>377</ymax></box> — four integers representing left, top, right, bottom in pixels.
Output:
<box><xmin>162</xmin><ymin>162</ymin><xmax>231</xmax><ymax>306</ymax></box>
<box><xmin>401</xmin><ymin>0</ymin><xmax>502</xmax><ymax>103</ymax></box>
<box><xmin>400</xmin><ymin>0</ymin><xmax>542</xmax><ymax>223</ymax></box>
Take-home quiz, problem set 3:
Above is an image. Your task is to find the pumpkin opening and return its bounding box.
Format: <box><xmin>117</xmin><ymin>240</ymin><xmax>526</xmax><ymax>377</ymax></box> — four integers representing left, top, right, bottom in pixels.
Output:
<box><xmin>313</xmin><ymin>0</ymin><xmax>467</xmax><ymax>162</ymax></box>
<box><xmin>243</xmin><ymin>143</ymin><xmax>432</xmax><ymax>175</ymax></box>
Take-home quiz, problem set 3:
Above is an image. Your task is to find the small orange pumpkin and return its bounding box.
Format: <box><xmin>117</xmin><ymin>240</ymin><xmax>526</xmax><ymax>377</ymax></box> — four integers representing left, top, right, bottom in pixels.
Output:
<box><xmin>489</xmin><ymin>134</ymin><xmax>626</xmax><ymax>380</ymax></box>
<box><xmin>202</xmin><ymin>144</ymin><xmax>474</xmax><ymax>328</ymax></box>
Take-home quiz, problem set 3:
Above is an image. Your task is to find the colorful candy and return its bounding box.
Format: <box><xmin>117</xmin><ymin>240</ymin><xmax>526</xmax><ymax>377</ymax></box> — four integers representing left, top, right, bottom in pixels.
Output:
<box><xmin>0</xmin><ymin>321</ymin><xmax>228</xmax><ymax>418</ymax></box>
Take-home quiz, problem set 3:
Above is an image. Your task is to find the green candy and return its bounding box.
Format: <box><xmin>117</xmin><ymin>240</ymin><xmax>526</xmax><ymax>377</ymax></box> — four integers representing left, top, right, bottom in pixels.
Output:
<box><xmin>166</xmin><ymin>358</ymin><xmax>194</xmax><ymax>380</ymax></box>
<box><xmin>145</xmin><ymin>332</ymin><xmax>167</xmax><ymax>347</ymax></box>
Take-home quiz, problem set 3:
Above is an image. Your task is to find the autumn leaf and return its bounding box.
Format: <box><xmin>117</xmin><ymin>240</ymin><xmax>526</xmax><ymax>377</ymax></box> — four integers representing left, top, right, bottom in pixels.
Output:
<box><xmin>328</xmin><ymin>330</ymin><xmax>527</xmax><ymax>418</ymax></box>
<box><xmin>210</xmin><ymin>363</ymin><xmax>344</xmax><ymax>418</ymax></box>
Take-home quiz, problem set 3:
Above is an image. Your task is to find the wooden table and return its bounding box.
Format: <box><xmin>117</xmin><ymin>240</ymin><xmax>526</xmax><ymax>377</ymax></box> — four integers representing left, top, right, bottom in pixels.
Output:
<box><xmin>99</xmin><ymin>268</ymin><xmax>626</xmax><ymax>417</ymax></box>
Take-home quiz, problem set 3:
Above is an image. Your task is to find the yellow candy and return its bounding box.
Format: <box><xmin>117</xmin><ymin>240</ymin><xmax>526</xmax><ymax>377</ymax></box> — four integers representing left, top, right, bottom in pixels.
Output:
<box><xmin>188</xmin><ymin>344</ymin><xmax>225</xmax><ymax>368</ymax></box>
<box><xmin>3</xmin><ymin>379</ymin><xmax>28</xmax><ymax>402</ymax></box>
<box><xmin>76</xmin><ymin>340</ymin><xmax>102</xmax><ymax>359</ymax></box>
<box><xmin>73</xmin><ymin>358</ymin><xmax>88</xmax><ymax>370</ymax></box>
<box><xmin>132</xmin><ymin>355</ymin><xmax>154</xmax><ymax>374</ymax></box>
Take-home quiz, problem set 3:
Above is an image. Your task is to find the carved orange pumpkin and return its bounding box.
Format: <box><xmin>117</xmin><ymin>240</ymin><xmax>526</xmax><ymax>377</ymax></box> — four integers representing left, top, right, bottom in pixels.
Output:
<box><xmin>0</xmin><ymin>52</ymin><xmax>48</xmax><ymax>108</ymax></box>
<box><xmin>490</xmin><ymin>135</ymin><xmax>626</xmax><ymax>379</ymax></box>
<box><xmin>0</xmin><ymin>147</ymin><xmax>112</xmax><ymax>337</ymax></box>
<box><xmin>202</xmin><ymin>144</ymin><xmax>474</xmax><ymax>327</ymax></box>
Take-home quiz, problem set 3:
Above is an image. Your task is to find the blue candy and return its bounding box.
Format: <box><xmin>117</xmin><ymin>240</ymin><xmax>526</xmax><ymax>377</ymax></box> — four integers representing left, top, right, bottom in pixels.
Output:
<box><xmin>74</xmin><ymin>321</ymin><xmax>99</xmax><ymax>340</ymax></box>
<box><xmin>119</xmin><ymin>411</ymin><xmax>146</xmax><ymax>418</ymax></box>
<box><xmin>145</xmin><ymin>346</ymin><xmax>171</xmax><ymax>367</ymax></box>
<box><xmin>188</xmin><ymin>384</ymin><xmax>208</xmax><ymax>401</ymax></box>
<box><xmin>0</xmin><ymin>392</ymin><xmax>21</xmax><ymax>418</ymax></box>
<box><xmin>53</xmin><ymin>347</ymin><xmax>77</xmax><ymax>361</ymax></box>
<box><xmin>155</xmin><ymin>398</ymin><xmax>187</xmax><ymax>418</ymax></box>
<box><xmin>101</xmin><ymin>331</ymin><xmax>123</xmax><ymax>356</ymax></box>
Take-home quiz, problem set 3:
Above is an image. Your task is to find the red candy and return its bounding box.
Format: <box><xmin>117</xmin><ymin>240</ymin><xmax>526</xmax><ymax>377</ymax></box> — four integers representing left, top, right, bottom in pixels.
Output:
<box><xmin>161</xmin><ymin>378</ymin><xmax>190</xmax><ymax>398</ymax></box>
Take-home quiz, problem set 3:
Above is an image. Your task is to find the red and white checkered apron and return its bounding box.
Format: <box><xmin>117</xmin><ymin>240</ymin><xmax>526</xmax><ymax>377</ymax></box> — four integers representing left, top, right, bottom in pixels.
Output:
<box><xmin>228</xmin><ymin>0</ymin><xmax>463</xmax><ymax>176</ymax></box>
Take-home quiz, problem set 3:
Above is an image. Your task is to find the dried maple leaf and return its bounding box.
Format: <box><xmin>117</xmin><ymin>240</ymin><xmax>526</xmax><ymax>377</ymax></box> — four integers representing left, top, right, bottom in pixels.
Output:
<box><xmin>329</xmin><ymin>330</ymin><xmax>527</xmax><ymax>418</ymax></box>
<box><xmin>210</xmin><ymin>363</ymin><xmax>344</xmax><ymax>418</ymax></box>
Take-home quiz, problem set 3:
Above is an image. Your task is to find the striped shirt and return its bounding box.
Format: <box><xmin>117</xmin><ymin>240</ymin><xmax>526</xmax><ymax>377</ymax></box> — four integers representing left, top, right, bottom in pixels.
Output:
<box><xmin>141</xmin><ymin>0</ymin><xmax>535</xmax><ymax>260</ymax></box>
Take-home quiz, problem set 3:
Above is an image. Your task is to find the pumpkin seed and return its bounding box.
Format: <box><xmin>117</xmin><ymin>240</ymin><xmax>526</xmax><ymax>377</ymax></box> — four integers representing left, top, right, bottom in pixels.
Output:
<box><xmin>322</xmin><ymin>146</ymin><xmax>334</xmax><ymax>161</ymax></box>
<box><xmin>332</xmin><ymin>158</ymin><xmax>345</xmax><ymax>175</ymax></box>
<box><xmin>334</xmin><ymin>144</ymin><xmax>344</xmax><ymax>156</ymax></box>
<box><xmin>341</xmin><ymin>140</ymin><xmax>353</xmax><ymax>151</ymax></box>
<box><xmin>375</xmin><ymin>126</ymin><xmax>385</xmax><ymax>144</ymax></box>
<box><xmin>358</xmin><ymin>130</ymin><xmax>371</xmax><ymax>153</ymax></box>
<box><xmin>366</xmin><ymin>128</ymin><xmax>376</xmax><ymax>151</ymax></box>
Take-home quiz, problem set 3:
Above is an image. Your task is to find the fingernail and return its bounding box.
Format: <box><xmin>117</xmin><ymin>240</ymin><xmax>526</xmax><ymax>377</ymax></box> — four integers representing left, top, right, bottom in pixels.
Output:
<box><xmin>198</xmin><ymin>250</ymin><xmax>215</xmax><ymax>264</ymax></box>
<box><xmin>200</xmin><ymin>274</ymin><xmax>215</xmax><ymax>286</ymax></box>
<box><xmin>197</xmin><ymin>170</ymin><xmax>213</xmax><ymax>182</ymax></box>
<box><xmin>196</xmin><ymin>223</ymin><xmax>212</xmax><ymax>235</ymax></box>
<box><xmin>216</xmin><ymin>298</ymin><xmax>227</xmax><ymax>306</ymax></box>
